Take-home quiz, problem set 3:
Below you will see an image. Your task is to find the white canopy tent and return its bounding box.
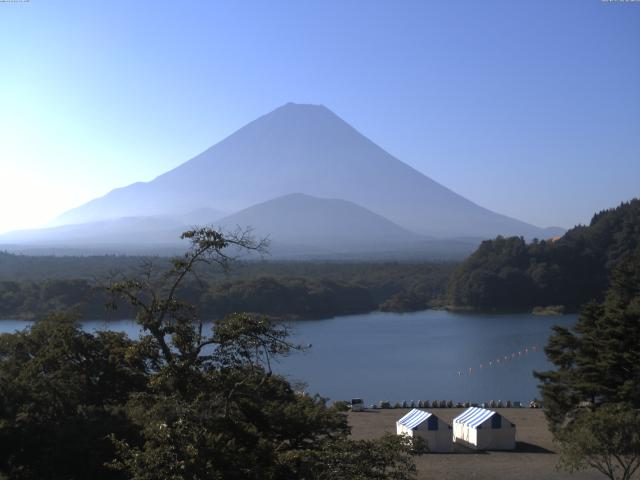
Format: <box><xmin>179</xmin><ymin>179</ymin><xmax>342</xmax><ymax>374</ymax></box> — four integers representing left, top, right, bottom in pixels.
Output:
<box><xmin>452</xmin><ymin>407</ymin><xmax>516</xmax><ymax>450</ymax></box>
<box><xmin>396</xmin><ymin>409</ymin><xmax>453</xmax><ymax>453</ymax></box>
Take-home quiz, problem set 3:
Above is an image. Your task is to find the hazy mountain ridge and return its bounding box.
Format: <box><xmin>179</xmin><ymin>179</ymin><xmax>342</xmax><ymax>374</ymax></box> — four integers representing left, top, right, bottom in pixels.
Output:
<box><xmin>215</xmin><ymin>193</ymin><xmax>421</xmax><ymax>249</ymax></box>
<box><xmin>2</xmin><ymin>194</ymin><xmax>480</xmax><ymax>259</ymax></box>
<box><xmin>0</xmin><ymin>209</ymin><xmax>221</xmax><ymax>253</ymax></box>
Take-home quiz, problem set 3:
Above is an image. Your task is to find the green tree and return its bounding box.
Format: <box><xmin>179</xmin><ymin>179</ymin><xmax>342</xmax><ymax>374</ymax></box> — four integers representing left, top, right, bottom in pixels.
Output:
<box><xmin>557</xmin><ymin>404</ymin><xmax>640</xmax><ymax>480</ymax></box>
<box><xmin>535</xmin><ymin>249</ymin><xmax>640</xmax><ymax>429</ymax></box>
<box><xmin>535</xmin><ymin>248</ymin><xmax>640</xmax><ymax>479</ymax></box>
<box><xmin>295</xmin><ymin>434</ymin><xmax>424</xmax><ymax>480</ymax></box>
<box><xmin>0</xmin><ymin>313</ymin><xmax>148</xmax><ymax>480</ymax></box>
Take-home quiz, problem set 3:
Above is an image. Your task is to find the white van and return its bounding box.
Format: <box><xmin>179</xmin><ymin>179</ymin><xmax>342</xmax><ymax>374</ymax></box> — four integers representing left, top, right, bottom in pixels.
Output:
<box><xmin>351</xmin><ymin>398</ymin><xmax>365</xmax><ymax>412</ymax></box>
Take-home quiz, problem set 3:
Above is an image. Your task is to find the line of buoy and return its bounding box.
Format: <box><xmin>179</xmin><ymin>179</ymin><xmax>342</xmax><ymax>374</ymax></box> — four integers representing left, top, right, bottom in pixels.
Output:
<box><xmin>457</xmin><ymin>345</ymin><xmax>538</xmax><ymax>377</ymax></box>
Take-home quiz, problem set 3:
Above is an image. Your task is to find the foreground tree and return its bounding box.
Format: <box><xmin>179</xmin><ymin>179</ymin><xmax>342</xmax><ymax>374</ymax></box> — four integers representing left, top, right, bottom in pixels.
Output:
<box><xmin>556</xmin><ymin>404</ymin><xmax>640</xmax><ymax>480</ymax></box>
<box><xmin>106</xmin><ymin>228</ymin><xmax>422</xmax><ymax>479</ymax></box>
<box><xmin>301</xmin><ymin>434</ymin><xmax>425</xmax><ymax>480</ymax></box>
<box><xmin>535</xmin><ymin>249</ymin><xmax>640</xmax><ymax>479</ymax></box>
<box><xmin>0</xmin><ymin>314</ymin><xmax>148</xmax><ymax>480</ymax></box>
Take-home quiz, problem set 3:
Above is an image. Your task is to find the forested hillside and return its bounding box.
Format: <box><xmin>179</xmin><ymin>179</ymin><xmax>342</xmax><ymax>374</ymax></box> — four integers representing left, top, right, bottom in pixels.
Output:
<box><xmin>447</xmin><ymin>199</ymin><xmax>640</xmax><ymax>311</ymax></box>
<box><xmin>0</xmin><ymin>257</ymin><xmax>454</xmax><ymax>320</ymax></box>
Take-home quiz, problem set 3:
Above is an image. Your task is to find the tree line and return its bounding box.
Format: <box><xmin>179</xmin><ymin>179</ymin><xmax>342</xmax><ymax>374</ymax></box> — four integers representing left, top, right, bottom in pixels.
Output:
<box><xmin>447</xmin><ymin>199</ymin><xmax>640</xmax><ymax>312</ymax></box>
<box><xmin>0</xmin><ymin>261</ymin><xmax>454</xmax><ymax>320</ymax></box>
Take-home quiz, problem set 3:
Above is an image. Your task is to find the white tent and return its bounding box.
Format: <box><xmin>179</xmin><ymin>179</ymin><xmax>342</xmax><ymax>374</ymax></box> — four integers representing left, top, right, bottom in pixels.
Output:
<box><xmin>396</xmin><ymin>409</ymin><xmax>453</xmax><ymax>453</ymax></box>
<box><xmin>452</xmin><ymin>407</ymin><xmax>516</xmax><ymax>450</ymax></box>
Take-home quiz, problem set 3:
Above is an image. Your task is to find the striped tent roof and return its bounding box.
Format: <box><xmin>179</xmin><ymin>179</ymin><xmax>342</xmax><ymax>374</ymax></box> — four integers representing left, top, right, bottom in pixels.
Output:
<box><xmin>397</xmin><ymin>409</ymin><xmax>432</xmax><ymax>430</ymax></box>
<box><xmin>453</xmin><ymin>407</ymin><xmax>496</xmax><ymax>428</ymax></box>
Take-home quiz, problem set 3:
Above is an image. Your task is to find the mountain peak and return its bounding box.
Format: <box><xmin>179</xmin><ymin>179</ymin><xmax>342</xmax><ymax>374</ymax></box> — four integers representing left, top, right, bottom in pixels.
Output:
<box><xmin>261</xmin><ymin>102</ymin><xmax>338</xmax><ymax>125</ymax></box>
<box><xmin>279</xmin><ymin>102</ymin><xmax>328</xmax><ymax>111</ymax></box>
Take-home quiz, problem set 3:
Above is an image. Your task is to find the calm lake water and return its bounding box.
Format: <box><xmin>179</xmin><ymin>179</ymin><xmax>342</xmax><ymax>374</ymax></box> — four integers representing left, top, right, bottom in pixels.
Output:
<box><xmin>0</xmin><ymin>310</ymin><xmax>575</xmax><ymax>405</ymax></box>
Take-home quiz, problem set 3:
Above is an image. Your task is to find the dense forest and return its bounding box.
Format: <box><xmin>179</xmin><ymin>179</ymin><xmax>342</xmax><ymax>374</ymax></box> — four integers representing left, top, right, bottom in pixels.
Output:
<box><xmin>447</xmin><ymin>199</ymin><xmax>640</xmax><ymax>312</ymax></box>
<box><xmin>0</xmin><ymin>255</ymin><xmax>455</xmax><ymax>320</ymax></box>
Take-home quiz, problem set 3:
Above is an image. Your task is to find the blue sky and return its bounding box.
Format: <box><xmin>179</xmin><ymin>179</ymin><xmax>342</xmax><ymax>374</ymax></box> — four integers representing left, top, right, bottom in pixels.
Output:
<box><xmin>0</xmin><ymin>0</ymin><xmax>638</xmax><ymax>233</ymax></box>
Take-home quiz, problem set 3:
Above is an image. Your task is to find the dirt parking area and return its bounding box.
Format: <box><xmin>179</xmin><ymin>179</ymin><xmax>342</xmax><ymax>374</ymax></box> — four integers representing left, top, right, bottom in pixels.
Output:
<box><xmin>348</xmin><ymin>408</ymin><xmax>603</xmax><ymax>479</ymax></box>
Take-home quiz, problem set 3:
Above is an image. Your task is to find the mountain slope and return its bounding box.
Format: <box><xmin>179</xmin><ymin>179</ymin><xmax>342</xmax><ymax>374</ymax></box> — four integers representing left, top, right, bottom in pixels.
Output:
<box><xmin>54</xmin><ymin>103</ymin><xmax>558</xmax><ymax>239</ymax></box>
<box><xmin>0</xmin><ymin>217</ymin><xmax>184</xmax><ymax>247</ymax></box>
<box><xmin>0</xmin><ymin>207</ymin><xmax>224</xmax><ymax>253</ymax></box>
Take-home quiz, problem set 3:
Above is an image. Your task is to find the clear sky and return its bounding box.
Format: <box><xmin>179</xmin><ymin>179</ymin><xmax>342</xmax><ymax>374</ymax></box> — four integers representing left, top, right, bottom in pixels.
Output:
<box><xmin>1</xmin><ymin>0</ymin><xmax>638</xmax><ymax>234</ymax></box>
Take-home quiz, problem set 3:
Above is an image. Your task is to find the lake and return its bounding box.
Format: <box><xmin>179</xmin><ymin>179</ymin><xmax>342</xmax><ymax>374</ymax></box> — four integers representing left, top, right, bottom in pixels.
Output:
<box><xmin>0</xmin><ymin>310</ymin><xmax>575</xmax><ymax>405</ymax></box>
